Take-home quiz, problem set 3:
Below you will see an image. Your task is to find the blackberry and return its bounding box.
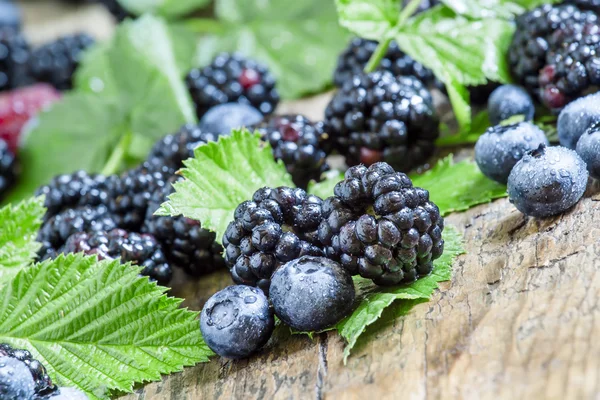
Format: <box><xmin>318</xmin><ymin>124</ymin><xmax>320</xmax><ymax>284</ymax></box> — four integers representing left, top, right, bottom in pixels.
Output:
<box><xmin>488</xmin><ymin>84</ymin><xmax>535</xmax><ymax>125</ymax></box>
<box><xmin>565</xmin><ymin>0</ymin><xmax>600</xmax><ymax>13</ymax></box>
<box><xmin>333</xmin><ymin>38</ymin><xmax>436</xmax><ymax>88</ymax></box>
<box><xmin>37</xmin><ymin>205</ymin><xmax>118</xmax><ymax>260</ymax></box>
<box><xmin>256</xmin><ymin>114</ymin><xmax>330</xmax><ymax>189</ymax></box>
<box><xmin>0</xmin><ymin>357</ymin><xmax>35</xmax><ymax>399</ymax></box>
<box><xmin>199</xmin><ymin>103</ymin><xmax>263</xmax><ymax>134</ymax></box>
<box><xmin>325</xmin><ymin>71</ymin><xmax>439</xmax><ymax>172</ymax></box>
<box><xmin>200</xmin><ymin>285</ymin><xmax>274</xmax><ymax>359</ymax></box>
<box><xmin>509</xmin><ymin>4</ymin><xmax>597</xmax><ymax>96</ymax></box>
<box><xmin>0</xmin><ymin>343</ymin><xmax>56</xmax><ymax>396</ymax></box>
<box><xmin>61</xmin><ymin>228</ymin><xmax>172</xmax><ymax>285</ymax></box>
<box><xmin>28</xmin><ymin>33</ymin><xmax>96</xmax><ymax>91</ymax></box>
<box><xmin>143</xmin><ymin>176</ymin><xmax>225</xmax><ymax>276</ymax></box>
<box><xmin>0</xmin><ymin>138</ymin><xmax>17</xmax><ymax>201</ymax></box>
<box><xmin>185</xmin><ymin>53</ymin><xmax>279</xmax><ymax>118</ymax></box>
<box><xmin>318</xmin><ymin>162</ymin><xmax>444</xmax><ymax>286</ymax></box>
<box><xmin>0</xmin><ymin>27</ymin><xmax>31</xmax><ymax>92</ymax></box>
<box><xmin>222</xmin><ymin>186</ymin><xmax>325</xmax><ymax>294</ymax></box>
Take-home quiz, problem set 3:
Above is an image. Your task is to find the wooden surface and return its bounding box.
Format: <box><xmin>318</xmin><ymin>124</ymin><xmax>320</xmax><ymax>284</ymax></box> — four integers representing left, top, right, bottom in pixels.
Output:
<box><xmin>24</xmin><ymin>4</ymin><xmax>600</xmax><ymax>400</ymax></box>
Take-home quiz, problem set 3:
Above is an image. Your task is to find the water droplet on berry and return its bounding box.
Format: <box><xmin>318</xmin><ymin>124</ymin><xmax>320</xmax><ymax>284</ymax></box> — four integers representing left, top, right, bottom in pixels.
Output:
<box><xmin>244</xmin><ymin>295</ymin><xmax>257</xmax><ymax>304</ymax></box>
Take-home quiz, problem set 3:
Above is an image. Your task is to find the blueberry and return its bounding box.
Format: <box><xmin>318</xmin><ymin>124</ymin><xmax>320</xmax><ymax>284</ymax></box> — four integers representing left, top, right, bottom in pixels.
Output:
<box><xmin>475</xmin><ymin>122</ymin><xmax>549</xmax><ymax>184</ymax></box>
<box><xmin>507</xmin><ymin>145</ymin><xmax>588</xmax><ymax>218</ymax></box>
<box><xmin>199</xmin><ymin>103</ymin><xmax>264</xmax><ymax>135</ymax></box>
<box><xmin>0</xmin><ymin>356</ymin><xmax>35</xmax><ymax>400</ymax></box>
<box><xmin>0</xmin><ymin>1</ymin><xmax>21</xmax><ymax>30</ymax></box>
<box><xmin>557</xmin><ymin>92</ymin><xmax>600</xmax><ymax>149</ymax></box>
<box><xmin>576</xmin><ymin>122</ymin><xmax>600</xmax><ymax>179</ymax></box>
<box><xmin>200</xmin><ymin>285</ymin><xmax>274</xmax><ymax>359</ymax></box>
<box><xmin>269</xmin><ymin>256</ymin><xmax>355</xmax><ymax>332</ymax></box>
<box><xmin>46</xmin><ymin>387</ymin><xmax>89</xmax><ymax>399</ymax></box>
<box><xmin>487</xmin><ymin>85</ymin><xmax>535</xmax><ymax>125</ymax></box>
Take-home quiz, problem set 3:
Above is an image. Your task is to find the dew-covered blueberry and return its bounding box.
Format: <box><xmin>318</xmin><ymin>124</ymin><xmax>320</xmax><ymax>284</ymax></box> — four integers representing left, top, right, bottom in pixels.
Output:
<box><xmin>475</xmin><ymin>122</ymin><xmax>548</xmax><ymax>184</ymax></box>
<box><xmin>576</xmin><ymin>122</ymin><xmax>600</xmax><ymax>180</ymax></box>
<box><xmin>0</xmin><ymin>356</ymin><xmax>35</xmax><ymax>400</ymax></box>
<box><xmin>557</xmin><ymin>92</ymin><xmax>600</xmax><ymax>149</ymax></box>
<box><xmin>199</xmin><ymin>103</ymin><xmax>264</xmax><ymax>135</ymax></box>
<box><xmin>269</xmin><ymin>256</ymin><xmax>355</xmax><ymax>332</ymax></box>
<box><xmin>200</xmin><ymin>285</ymin><xmax>274</xmax><ymax>359</ymax></box>
<box><xmin>507</xmin><ymin>145</ymin><xmax>588</xmax><ymax>218</ymax></box>
<box><xmin>487</xmin><ymin>84</ymin><xmax>535</xmax><ymax>125</ymax></box>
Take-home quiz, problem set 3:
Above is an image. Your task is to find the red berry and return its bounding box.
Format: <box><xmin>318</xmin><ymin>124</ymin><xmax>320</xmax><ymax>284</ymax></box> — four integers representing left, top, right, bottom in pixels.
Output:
<box><xmin>0</xmin><ymin>84</ymin><xmax>61</xmax><ymax>153</ymax></box>
<box><xmin>239</xmin><ymin>68</ymin><xmax>261</xmax><ymax>89</ymax></box>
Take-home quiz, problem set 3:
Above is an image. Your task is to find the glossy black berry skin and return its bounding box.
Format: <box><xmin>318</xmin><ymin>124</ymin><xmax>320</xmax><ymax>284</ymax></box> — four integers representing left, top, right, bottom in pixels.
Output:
<box><xmin>61</xmin><ymin>228</ymin><xmax>173</xmax><ymax>285</ymax></box>
<box><xmin>0</xmin><ymin>27</ymin><xmax>30</xmax><ymax>92</ymax></box>
<box><xmin>0</xmin><ymin>343</ymin><xmax>56</xmax><ymax>396</ymax></box>
<box><xmin>575</xmin><ymin>122</ymin><xmax>600</xmax><ymax>178</ymax></box>
<box><xmin>29</xmin><ymin>33</ymin><xmax>95</xmax><ymax>91</ymax></box>
<box><xmin>200</xmin><ymin>285</ymin><xmax>274</xmax><ymax>359</ymax></box>
<box><xmin>508</xmin><ymin>145</ymin><xmax>588</xmax><ymax>218</ymax></box>
<box><xmin>143</xmin><ymin>176</ymin><xmax>225</xmax><ymax>276</ymax></box>
<box><xmin>325</xmin><ymin>71</ymin><xmax>439</xmax><ymax>172</ymax></box>
<box><xmin>488</xmin><ymin>85</ymin><xmax>535</xmax><ymax>125</ymax></box>
<box><xmin>199</xmin><ymin>102</ymin><xmax>263</xmax><ymax>135</ymax></box>
<box><xmin>186</xmin><ymin>53</ymin><xmax>279</xmax><ymax>118</ymax></box>
<box><xmin>557</xmin><ymin>92</ymin><xmax>600</xmax><ymax>149</ymax></box>
<box><xmin>256</xmin><ymin>114</ymin><xmax>330</xmax><ymax>189</ymax></box>
<box><xmin>0</xmin><ymin>357</ymin><xmax>35</xmax><ymax>400</ymax></box>
<box><xmin>270</xmin><ymin>256</ymin><xmax>355</xmax><ymax>332</ymax></box>
<box><xmin>475</xmin><ymin>122</ymin><xmax>549</xmax><ymax>184</ymax></box>
<box><xmin>0</xmin><ymin>138</ymin><xmax>17</xmax><ymax>201</ymax></box>
<box><xmin>223</xmin><ymin>187</ymin><xmax>325</xmax><ymax>294</ymax></box>
<box><xmin>319</xmin><ymin>162</ymin><xmax>444</xmax><ymax>286</ymax></box>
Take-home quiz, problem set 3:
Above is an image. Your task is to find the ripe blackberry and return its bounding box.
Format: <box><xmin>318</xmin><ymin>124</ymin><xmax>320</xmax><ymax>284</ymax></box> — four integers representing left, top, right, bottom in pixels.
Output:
<box><xmin>0</xmin><ymin>137</ymin><xmax>17</xmax><ymax>201</ymax></box>
<box><xmin>28</xmin><ymin>33</ymin><xmax>96</xmax><ymax>91</ymax></box>
<box><xmin>325</xmin><ymin>71</ymin><xmax>439</xmax><ymax>172</ymax></box>
<box><xmin>333</xmin><ymin>38</ymin><xmax>436</xmax><ymax>88</ymax></box>
<box><xmin>143</xmin><ymin>176</ymin><xmax>225</xmax><ymax>276</ymax></box>
<box><xmin>318</xmin><ymin>162</ymin><xmax>444</xmax><ymax>286</ymax></box>
<box><xmin>37</xmin><ymin>205</ymin><xmax>118</xmax><ymax>260</ymax></box>
<box><xmin>0</xmin><ymin>27</ymin><xmax>31</xmax><ymax>92</ymax></box>
<box><xmin>61</xmin><ymin>228</ymin><xmax>172</xmax><ymax>285</ymax></box>
<box><xmin>222</xmin><ymin>186</ymin><xmax>325</xmax><ymax>294</ymax></box>
<box><xmin>256</xmin><ymin>114</ymin><xmax>330</xmax><ymax>189</ymax></box>
<box><xmin>0</xmin><ymin>343</ymin><xmax>56</xmax><ymax>396</ymax></box>
<box><xmin>509</xmin><ymin>4</ymin><xmax>597</xmax><ymax>95</ymax></box>
<box><xmin>565</xmin><ymin>0</ymin><xmax>600</xmax><ymax>13</ymax></box>
<box><xmin>185</xmin><ymin>53</ymin><xmax>279</xmax><ymax>118</ymax></box>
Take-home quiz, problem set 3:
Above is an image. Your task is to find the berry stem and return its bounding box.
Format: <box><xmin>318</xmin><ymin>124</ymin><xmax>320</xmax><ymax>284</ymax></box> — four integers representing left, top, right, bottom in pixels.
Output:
<box><xmin>398</xmin><ymin>0</ymin><xmax>423</xmax><ymax>26</ymax></box>
<box><xmin>364</xmin><ymin>38</ymin><xmax>392</xmax><ymax>73</ymax></box>
<box><xmin>101</xmin><ymin>131</ymin><xmax>132</xmax><ymax>176</ymax></box>
<box><xmin>184</xmin><ymin>18</ymin><xmax>227</xmax><ymax>34</ymax></box>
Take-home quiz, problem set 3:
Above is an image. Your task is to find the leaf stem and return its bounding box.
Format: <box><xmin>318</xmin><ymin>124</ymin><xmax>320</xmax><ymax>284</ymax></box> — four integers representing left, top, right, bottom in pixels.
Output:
<box><xmin>101</xmin><ymin>131</ymin><xmax>132</xmax><ymax>176</ymax></box>
<box><xmin>364</xmin><ymin>38</ymin><xmax>392</xmax><ymax>73</ymax></box>
<box><xmin>184</xmin><ymin>18</ymin><xmax>226</xmax><ymax>34</ymax></box>
<box><xmin>398</xmin><ymin>0</ymin><xmax>423</xmax><ymax>26</ymax></box>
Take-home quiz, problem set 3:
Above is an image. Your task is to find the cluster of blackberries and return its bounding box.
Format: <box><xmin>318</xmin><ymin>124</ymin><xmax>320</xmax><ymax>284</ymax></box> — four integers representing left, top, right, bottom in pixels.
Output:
<box><xmin>0</xmin><ymin>343</ymin><xmax>88</xmax><ymax>399</ymax></box>
<box><xmin>203</xmin><ymin>161</ymin><xmax>446</xmax><ymax>359</ymax></box>
<box><xmin>35</xmin><ymin>124</ymin><xmax>228</xmax><ymax>285</ymax></box>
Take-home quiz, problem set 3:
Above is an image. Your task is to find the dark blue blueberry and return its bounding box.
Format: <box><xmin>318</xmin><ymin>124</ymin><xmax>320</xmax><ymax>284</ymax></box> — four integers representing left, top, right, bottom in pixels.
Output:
<box><xmin>507</xmin><ymin>145</ymin><xmax>588</xmax><ymax>218</ymax></box>
<box><xmin>200</xmin><ymin>285</ymin><xmax>274</xmax><ymax>359</ymax></box>
<box><xmin>0</xmin><ymin>356</ymin><xmax>35</xmax><ymax>400</ymax></box>
<box><xmin>487</xmin><ymin>84</ymin><xmax>535</xmax><ymax>125</ymax></box>
<box><xmin>575</xmin><ymin>122</ymin><xmax>600</xmax><ymax>179</ymax></box>
<box><xmin>557</xmin><ymin>92</ymin><xmax>600</xmax><ymax>149</ymax></box>
<box><xmin>475</xmin><ymin>122</ymin><xmax>548</xmax><ymax>184</ymax></box>
<box><xmin>199</xmin><ymin>103</ymin><xmax>264</xmax><ymax>135</ymax></box>
<box><xmin>45</xmin><ymin>387</ymin><xmax>89</xmax><ymax>399</ymax></box>
<box><xmin>269</xmin><ymin>256</ymin><xmax>355</xmax><ymax>332</ymax></box>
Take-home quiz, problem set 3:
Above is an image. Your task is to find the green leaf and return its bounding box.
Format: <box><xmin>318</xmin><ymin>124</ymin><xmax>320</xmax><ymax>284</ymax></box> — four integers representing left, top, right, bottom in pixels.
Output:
<box><xmin>337</xmin><ymin>225</ymin><xmax>464</xmax><ymax>361</ymax></box>
<box><xmin>441</xmin><ymin>0</ymin><xmax>560</xmax><ymax>19</ymax></box>
<box><xmin>411</xmin><ymin>155</ymin><xmax>507</xmax><ymax>216</ymax></box>
<box><xmin>0</xmin><ymin>254</ymin><xmax>213</xmax><ymax>399</ymax></box>
<box><xmin>0</xmin><ymin>197</ymin><xmax>44</xmax><ymax>285</ymax></box>
<box><xmin>157</xmin><ymin>129</ymin><xmax>294</xmax><ymax>241</ymax></box>
<box><xmin>118</xmin><ymin>0</ymin><xmax>210</xmax><ymax>18</ymax></box>
<box><xmin>307</xmin><ymin>170</ymin><xmax>345</xmax><ymax>199</ymax></box>
<box><xmin>335</xmin><ymin>0</ymin><xmax>400</xmax><ymax>40</ymax></box>
<box><xmin>11</xmin><ymin>15</ymin><xmax>195</xmax><ymax>202</ymax></box>
<box><xmin>192</xmin><ymin>0</ymin><xmax>351</xmax><ymax>99</ymax></box>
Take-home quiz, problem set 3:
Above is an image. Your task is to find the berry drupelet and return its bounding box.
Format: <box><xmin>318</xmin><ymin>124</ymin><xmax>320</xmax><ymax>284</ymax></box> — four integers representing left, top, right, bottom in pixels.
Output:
<box><xmin>143</xmin><ymin>176</ymin><xmax>226</xmax><ymax>277</ymax></box>
<box><xmin>318</xmin><ymin>162</ymin><xmax>444</xmax><ymax>286</ymax></box>
<box><xmin>325</xmin><ymin>71</ymin><xmax>439</xmax><ymax>172</ymax></box>
<box><xmin>185</xmin><ymin>53</ymin><xmax>279</xmax><ymax>118</ymax></box>
<box><xmin>0</xmin><ymin>343</ymin><xmax>56</xmax><ymax>397</ymax></box>
<box><xmin>255</xmin><ymin>114</ymin><xmax>330</xmax><ymax>189</ymax></box>
<box><xmin>61</xmin><ymin>228</ymin><xmax>173</xmax><ymax>285</ymax></box>
<box><xmin>0</xmin><ymin>137</ymin><xmax>17</xmax><ymax>201</ymax></box>
<box><xmin>222</xmin><ymin>186</ymin><xmax>325</xmax><ymax>294</ymax></box>
<box><xmin>0</xmin><ymin>27</ymin><xmax>31</xmax><ymax>92</ymax></box>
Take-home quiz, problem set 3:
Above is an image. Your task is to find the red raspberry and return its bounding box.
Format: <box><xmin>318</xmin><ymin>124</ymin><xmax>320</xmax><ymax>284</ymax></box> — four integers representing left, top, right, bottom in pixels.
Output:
<box><xmin>0</xmin><ymin>84</ymin><xmax>61</xmax><ymax>153</ymax></box>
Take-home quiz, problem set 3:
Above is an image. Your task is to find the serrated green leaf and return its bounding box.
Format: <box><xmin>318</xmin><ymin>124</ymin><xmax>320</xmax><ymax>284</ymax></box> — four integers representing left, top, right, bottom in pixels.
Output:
<box><xmin>0</xmin><ymin>197</ymin><xmax>44</xmax><ymax>285</ymax></box>
<box><xmin>0</xmin><ymin>253</ymin><xmax>213</xmax><ymax>399</ymax></box>
<box><xmin>337</xmin><ymin>225</ymin><xmax>464</xmax><ymax>361</ymax></box>
<box><xmin>411</xmin><ymin>155</ymin><xmax>507</xmax><ymax>215</ymax></box>
<box><xmin>307</xmin><ymin>170</ymin><xmax>345</xmax><ymax>199</ymax></box>
<box><xmin>335</xmin><ymin>0</ymin><xmax>400</xmax><ymax>40</ymax></box>
<box><xmin>441</xmin><ymin>0</ymin><xmax>560</xmax><ymax>19</ymax></box>
<box><xmin>118</xmin><ymin>0</ymin><xmax>210</xmax><ymax>18</ymax></box>
<box><xmin>192</xmin><ymin>0</ymin><xmax>351</xmax><ymax>99</ymax></box>
<box><xmin>157</xmin><ymin>129</ymin><xmax>294</xmax><ymax>241</ymax></box>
